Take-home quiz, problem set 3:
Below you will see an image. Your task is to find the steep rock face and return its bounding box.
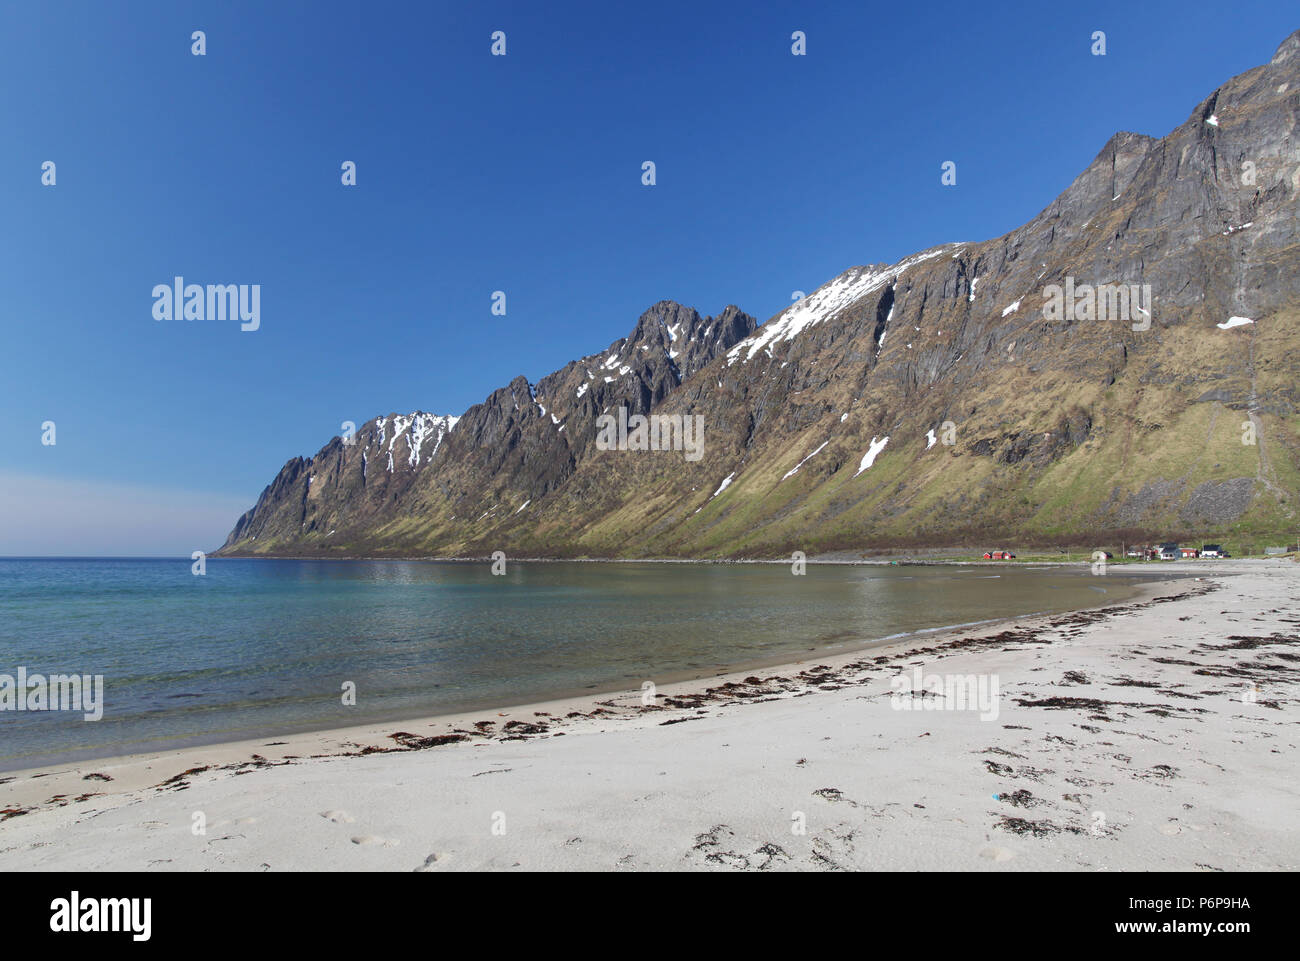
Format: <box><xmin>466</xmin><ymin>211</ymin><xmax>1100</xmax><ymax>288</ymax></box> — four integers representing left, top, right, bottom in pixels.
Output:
<box><xmin>219</xmin><ymin>303</ymin><xmax>758</xmax><ymax>553</ymax></box>
<box><xmin>223</xmin><ymin>413</ymin><xmax>458</xmax><ymax>548</ymax></box>
<box><xmin>221</xmin><ymin>31</ymin><xmax>1300</xmax><ymax>557</ymax></box>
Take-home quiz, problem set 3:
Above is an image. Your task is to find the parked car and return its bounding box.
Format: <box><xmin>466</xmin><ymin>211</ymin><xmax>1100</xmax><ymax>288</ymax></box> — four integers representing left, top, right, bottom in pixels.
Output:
<box><xmin>1125</xmin><ymin>549</ymin><xmax>1142</xmax><ymax>558</ymax></box>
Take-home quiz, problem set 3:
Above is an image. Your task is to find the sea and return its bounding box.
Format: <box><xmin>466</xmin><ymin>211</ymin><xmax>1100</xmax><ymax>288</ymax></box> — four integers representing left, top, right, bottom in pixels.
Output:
<box><xmin>0</xmin><ymin>557</ymin><xmax>1182</xmax><ymax>770</ymax></box>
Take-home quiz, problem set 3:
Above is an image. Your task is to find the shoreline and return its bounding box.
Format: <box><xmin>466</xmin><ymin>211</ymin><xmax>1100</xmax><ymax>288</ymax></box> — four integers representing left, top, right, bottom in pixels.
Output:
<box><xmin>0</xmin><ymin>566</ymin><xmax>1185</xmax><ymax>778</ymax></box>
<box><xmin>0</xmin><ymin>571</ymin><xmax>1195</xmax><ymax>809</ymax></box>
<box><xmin>206</xmin><ymin>552</ymin><xmax>1272</xmax><ymax>566</ymax></box>
<box><xmin>2</xmin><ymin>559</ymin><xmax>1294</xmax><ymax>871</ymax></box>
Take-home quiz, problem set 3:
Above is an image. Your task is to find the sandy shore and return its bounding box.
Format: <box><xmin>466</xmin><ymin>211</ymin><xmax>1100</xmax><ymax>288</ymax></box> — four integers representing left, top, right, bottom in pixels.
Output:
<box><xmin>1</xmin><ymin>559</ymin><xmax>1296</xmax><ymax>871</ymax></box>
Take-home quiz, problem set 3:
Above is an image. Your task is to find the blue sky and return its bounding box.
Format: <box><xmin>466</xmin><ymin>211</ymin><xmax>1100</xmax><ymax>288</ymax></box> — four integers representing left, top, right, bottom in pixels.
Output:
<box><xmin>1</xmin><ymin>0</ymin><xmax>1294</xmax><ymax>554</ymax></box>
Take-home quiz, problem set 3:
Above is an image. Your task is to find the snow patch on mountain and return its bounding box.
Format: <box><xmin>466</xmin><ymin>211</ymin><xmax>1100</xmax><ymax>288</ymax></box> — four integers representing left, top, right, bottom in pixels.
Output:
<box><xmin>370</xmin><ymin>412</ymin><xmax>459</xmax><ymax>471</ymax></box>
<box><xmin>726</xmin><ymin>245</ymin><xmax>959</xmax><ymax>365</ymax></box>
<box><xmin>853</xmin><ymin>436</ymin><xmax>889</xmax><ymax>477</ymax></box>
<box><xmin>782</xmin><ymin>441</ymin><xmax>828</xmax><ymax>481</ymax></box>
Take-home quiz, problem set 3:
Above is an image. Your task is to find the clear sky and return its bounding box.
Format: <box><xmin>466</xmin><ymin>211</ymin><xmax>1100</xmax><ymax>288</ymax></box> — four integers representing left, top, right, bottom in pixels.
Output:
<box><xmin>1</xmin><ymin>0</ymin><xmax>1294</xmax><ymax>554</ymax></box>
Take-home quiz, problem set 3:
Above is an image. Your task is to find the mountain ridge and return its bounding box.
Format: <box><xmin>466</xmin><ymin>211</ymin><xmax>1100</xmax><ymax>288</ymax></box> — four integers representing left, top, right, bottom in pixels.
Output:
<box><xmin>219</xmin><ymin>30</ymin><xmax>1300</xmax><ymax>558</ymax></box>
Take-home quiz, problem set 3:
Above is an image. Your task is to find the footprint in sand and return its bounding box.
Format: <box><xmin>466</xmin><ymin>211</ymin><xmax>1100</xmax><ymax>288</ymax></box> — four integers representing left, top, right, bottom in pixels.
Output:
<box><xmin>979</xmin><ymin>846</ymin><xmax>1016</xmax><ymax>862</ymax></box>
<box><xmin>351</xmin><ymin>835</ymin><xmax>399</xmax><ymax>848</ymax></box>
<box><xmin>413</xmin><ymin>852</ymin><xmax>445</xmax><ymax>871</ymax></box>
<box><xmin>1157</xmin><ymin>823</ymin><xmax>1183</xmax><ymax>836</ymax></box>
<box><xmin>320</xmin><ymin>810</ymin><xmax>355</xmax><ymax>824</ymax></box>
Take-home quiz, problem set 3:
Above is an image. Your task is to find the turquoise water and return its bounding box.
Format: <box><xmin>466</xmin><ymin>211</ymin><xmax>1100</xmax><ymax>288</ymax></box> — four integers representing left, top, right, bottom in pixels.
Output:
<box><xmin>0</xmin><ymin>558</ymin><xmax>1179</xmax><ymax>769</ymax></box>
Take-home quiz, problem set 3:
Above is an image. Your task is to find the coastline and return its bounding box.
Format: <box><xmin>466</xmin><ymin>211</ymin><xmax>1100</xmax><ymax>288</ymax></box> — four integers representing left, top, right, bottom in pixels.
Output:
<box><xmin>0</xmin><ymin>565</ymin><xmax>1177</xmax><ymax>776</ymax></box>
<box><xmin>207</xmin><ymin>552</ymin><xmax>1226</xmax><ymax>566</ymax></box>
<box><xmin>2</xmin><ymin>559</ymin><xmax>1295</xmax><ymax>871</ymax></box>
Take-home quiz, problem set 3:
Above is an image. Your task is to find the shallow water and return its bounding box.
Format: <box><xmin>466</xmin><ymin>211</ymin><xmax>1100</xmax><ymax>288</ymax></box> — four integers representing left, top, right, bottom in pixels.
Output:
<box><xmin>0</xmin><ymin>558</ymin><xmax>1182</xmax><ymax>769</ymax></box>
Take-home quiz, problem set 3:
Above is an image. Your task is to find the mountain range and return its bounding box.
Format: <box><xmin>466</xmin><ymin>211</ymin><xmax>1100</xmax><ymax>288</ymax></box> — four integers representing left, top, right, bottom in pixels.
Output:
<box><xmin>218</xmin><ymin>30</ymin><xmax>1300</xmax><ymax>559</ymax></box>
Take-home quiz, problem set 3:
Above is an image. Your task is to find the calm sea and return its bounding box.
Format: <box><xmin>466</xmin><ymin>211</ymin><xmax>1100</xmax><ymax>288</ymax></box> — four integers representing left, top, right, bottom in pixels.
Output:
<box><xmin>0</xmin><ymin>558</ymin><xmax>1179</xmax><ymax>770</ymax></box>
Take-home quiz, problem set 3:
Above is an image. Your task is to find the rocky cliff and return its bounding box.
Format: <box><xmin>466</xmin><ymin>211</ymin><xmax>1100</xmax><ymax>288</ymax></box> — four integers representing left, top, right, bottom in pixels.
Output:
<box><xmin>220</xmin><ymin>31</ymin><xmax>1300</xmax><ymax>558</ymax></box>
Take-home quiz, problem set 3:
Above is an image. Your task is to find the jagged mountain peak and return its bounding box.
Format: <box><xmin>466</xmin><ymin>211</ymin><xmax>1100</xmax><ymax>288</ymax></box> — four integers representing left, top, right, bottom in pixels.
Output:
<box><xmin>221</xmin><ymin>30</ymin><xmax>1300</xmax><ymax>559</ymax></box>
<box><xmin>594</xmin><ymin>300</ymin><xmax>758</xmax><ymax>381</ymax></box>
<box><xmin>220</xmin><ymin>296</ymin><xmax>758</xmax><ymax>553</ymax></box>
<box><xmin>1271</xmin><ymin>28</ymin><xmax>1300</xmax><ymax>64</ymax></box>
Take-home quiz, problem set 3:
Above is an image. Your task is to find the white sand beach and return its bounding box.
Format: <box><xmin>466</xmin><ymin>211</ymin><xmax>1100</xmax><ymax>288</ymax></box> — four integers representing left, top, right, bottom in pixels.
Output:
<box><xmin>1</xmin><ymin>559</ymin><xmax>1296</xmax><ymax>871</ymax></box>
